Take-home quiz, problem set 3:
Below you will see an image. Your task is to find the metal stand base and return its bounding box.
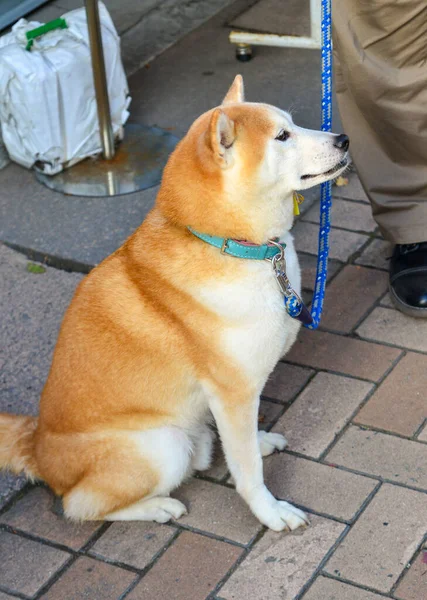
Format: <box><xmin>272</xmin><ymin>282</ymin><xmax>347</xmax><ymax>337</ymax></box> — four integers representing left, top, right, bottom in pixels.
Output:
<box><xmin>35</xmin><ymin>124</ymin><xmax>179</xmax><ymax>198</ymax></box>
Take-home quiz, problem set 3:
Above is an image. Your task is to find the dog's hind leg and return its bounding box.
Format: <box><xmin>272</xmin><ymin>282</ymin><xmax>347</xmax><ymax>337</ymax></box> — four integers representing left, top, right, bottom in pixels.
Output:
<box><xmin>62</xmin><ymin>427</ymin><xmax>193</xmax><ymax>522</ymax></box>
<box><xmin>104</xmin><ymin>496</ymin><xmax>187</xmax><ymax>522</ymax></box>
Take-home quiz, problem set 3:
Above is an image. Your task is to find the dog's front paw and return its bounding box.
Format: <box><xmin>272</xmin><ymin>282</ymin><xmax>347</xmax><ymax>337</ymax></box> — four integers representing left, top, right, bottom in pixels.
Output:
<box><xmin>258</xmin><ymin>431</ymin><xmax>288</xmax><ymax>457</ymax></box>
<box><xmin>248</xmin><ymin>486</ymin><xmax>309</xmax><ymax>532</ymax></box>
<box><xmin>261</xmin><ymin>500</ymin><xmax>309</xmax><ymax>532</ymax></box>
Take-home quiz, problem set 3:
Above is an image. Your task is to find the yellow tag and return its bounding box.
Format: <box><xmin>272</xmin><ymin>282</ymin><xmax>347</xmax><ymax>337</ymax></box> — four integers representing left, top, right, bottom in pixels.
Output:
<box><xmin>293</xmin><ymin>192</ymin><xmax>304</xmax><ymax>216</ymax></box>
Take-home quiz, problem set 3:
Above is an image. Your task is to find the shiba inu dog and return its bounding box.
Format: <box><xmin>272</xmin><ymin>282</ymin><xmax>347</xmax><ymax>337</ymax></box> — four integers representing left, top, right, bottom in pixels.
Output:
<box><xmin>0</xmin><ymin>76</ymin><xmax>349</xmax><ymax>531</ymax></box>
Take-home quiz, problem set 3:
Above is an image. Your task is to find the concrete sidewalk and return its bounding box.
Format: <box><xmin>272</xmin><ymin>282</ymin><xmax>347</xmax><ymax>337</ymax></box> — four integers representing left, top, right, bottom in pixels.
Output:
<box><xmin>1</xmin><ymin>1</ymin><xmax>427</xmax><ymax>599</ymax></box>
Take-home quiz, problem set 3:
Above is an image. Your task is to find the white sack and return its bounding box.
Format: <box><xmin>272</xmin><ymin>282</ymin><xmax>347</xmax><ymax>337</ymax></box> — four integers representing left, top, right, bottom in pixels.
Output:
<box><xmin>0</xmin><ymin>3</ymin><xmax>130</xmax><ymax>174</ymax></box>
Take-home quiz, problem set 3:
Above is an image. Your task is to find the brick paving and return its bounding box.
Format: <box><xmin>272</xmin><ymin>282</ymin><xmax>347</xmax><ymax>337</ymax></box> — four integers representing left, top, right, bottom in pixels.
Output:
<box><xmin>1</xmin><ymin>170</ymin><xmax>427</xmax><ymax>599</ymax></box>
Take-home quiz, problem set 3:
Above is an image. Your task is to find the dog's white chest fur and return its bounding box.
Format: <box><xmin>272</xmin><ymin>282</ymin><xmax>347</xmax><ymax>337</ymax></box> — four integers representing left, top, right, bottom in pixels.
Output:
<box><xmin>198</xmin><ymin>232</ymin><xmax>301</xmax><ymax>388</ymax></box>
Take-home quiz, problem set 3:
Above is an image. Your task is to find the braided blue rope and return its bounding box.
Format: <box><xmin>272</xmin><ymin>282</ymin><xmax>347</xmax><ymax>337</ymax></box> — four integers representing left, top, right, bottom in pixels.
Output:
<box><xmin>303</xmin><ymin>0</ymin><xmax>332</xmax><ymax>330</ymax></box>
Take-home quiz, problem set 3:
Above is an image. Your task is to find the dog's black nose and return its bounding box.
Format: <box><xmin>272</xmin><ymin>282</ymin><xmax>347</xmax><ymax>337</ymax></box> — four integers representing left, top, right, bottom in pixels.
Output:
<box><xmin>334</xmin><ymin>134</ymin><xmax>350</xmax><ymax>151</ymax></box>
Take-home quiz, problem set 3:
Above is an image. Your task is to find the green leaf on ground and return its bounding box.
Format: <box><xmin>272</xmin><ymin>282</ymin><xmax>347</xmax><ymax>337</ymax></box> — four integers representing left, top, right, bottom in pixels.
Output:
<box><xmin>26</xmin><ymin>262</ymin><xmax>46</xmax><ymax>274</ymax></box>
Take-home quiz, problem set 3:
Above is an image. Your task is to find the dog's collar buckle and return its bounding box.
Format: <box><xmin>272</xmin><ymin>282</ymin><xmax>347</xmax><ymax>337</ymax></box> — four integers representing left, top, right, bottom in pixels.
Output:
<box><xmin>220</xmin><ymin>238</ymin><xmax>229</xmax><ymax>255</ymax></box>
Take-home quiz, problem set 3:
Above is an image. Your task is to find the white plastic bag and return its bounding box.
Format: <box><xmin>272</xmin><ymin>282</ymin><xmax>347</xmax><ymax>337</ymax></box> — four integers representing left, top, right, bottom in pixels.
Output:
<box><xmin>0</xmin><ymin>3</ymin><xmax>130</xmax><ymax>175</ymax></box>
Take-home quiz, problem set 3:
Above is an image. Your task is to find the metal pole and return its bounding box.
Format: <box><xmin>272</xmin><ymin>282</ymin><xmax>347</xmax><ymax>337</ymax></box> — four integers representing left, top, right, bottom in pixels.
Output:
<box><xmin>84</xmin><ymin>0</ymin><xmax>115</xmax><ymax>160</ymax></box>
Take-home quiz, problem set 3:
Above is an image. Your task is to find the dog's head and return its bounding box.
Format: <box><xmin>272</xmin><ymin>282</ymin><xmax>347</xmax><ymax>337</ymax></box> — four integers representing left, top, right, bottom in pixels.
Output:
<box><xmin>158</xmin><ymin>75</ymin><xmax>349</xmax><ymax>243</ymax></box>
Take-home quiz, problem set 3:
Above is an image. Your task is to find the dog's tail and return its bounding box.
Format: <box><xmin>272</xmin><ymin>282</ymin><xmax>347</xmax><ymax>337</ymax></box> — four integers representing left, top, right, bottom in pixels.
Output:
<box><xmin>0</xmin><ymin>413</ymin><xmax>39</xmax><ymax>480</ymax></box>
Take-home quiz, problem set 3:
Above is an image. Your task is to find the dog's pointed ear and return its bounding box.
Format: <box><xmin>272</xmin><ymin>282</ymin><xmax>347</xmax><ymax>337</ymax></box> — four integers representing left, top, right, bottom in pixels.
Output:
<box><xmin>207</xmin><ymin>108</ymin><xmax>236</xmax><ymax>168</ymax></box>
<box><xmin>222</xmin><ymin>74</ymin><xmax>245</xmax><ymax>105</ymax></box>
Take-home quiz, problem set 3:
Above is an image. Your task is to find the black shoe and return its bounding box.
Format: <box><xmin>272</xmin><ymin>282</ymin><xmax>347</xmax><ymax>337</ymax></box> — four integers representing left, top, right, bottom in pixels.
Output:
<box><xmin>389</xmin><ymin>243</ymin><xmax>427</xmax><ymax>318</ymax></box>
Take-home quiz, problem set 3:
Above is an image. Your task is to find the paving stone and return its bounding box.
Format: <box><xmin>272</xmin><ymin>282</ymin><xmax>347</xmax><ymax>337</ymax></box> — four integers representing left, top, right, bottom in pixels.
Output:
<box><xmin>127</xmin><ymin>531</ymin><xmax>243</xmax><ymax>600</ymax></box>
<box><xmin>262</xmin><ymin>363</ymin><xmax>314</xmax><ymax>403</ymax></box>
<box><xmin>264</xmin><ymin>452</ymin><xmax>377</xmax><ymax>521</ymax></box>
<box><xmin>302</xmin><ymin>289</ymin><xmax>314</xmax><ymax>308</ymax></box>
<box><xmin>303</xmin><ymin>199</ymin><xmax>377</xmax><ymax>233</ymax></box>
<box><xmin>320</xmin><ymin>266</ymin><xmax>388</xmax><ymax>333</ymax></box>
<box><xmin>324</xmin><ymin>484</ymin><xmax>427</xmax><ymax>593</ymax></box>
<box><xmin>89</xmin><ymin>521</ymin><xmax>175</xmax><ymax>570</ymax></box>
<box><xmin>272</xmin><ymin>373</ymin><xmax>372</xmax><ymax>458</ymax></box>
<box><xmin>293</xmin><ymin>222</ymin><xmax>369</xmax><ymax>261</ymax></box>
<box><xmin>417</xmin><ymin>423</ymin><xmax>427</xmax><ymax>442</ymax></box>
<box><xmin>41</xmin><ymin>556</ymin><xmax>136</xmax><ymax>600</ymax></box>
<box><xmin>258</xmin><ymin>399</ymin><xmax>283</xmax><ymax>430</ymax></box>
<box><xmin>219</xmin><ymin>515</ymin><xmax>345</xmax><ymax>600</ymax></box>
<box><xmin>0</xmin><ymin>487</ymin><xmax>100</xmax><ymax>550</ymax></box>
<box><xmin>174</xmin><ymin>479</ymin><xmax>262</xmax><ymax>545</ymax></box>
<box><xmin>354</xmin><ymin>353</ymin><xmax>427</xmax><ymax>437</ymax></box>
<box><xmin>0</xmin><ymin>593</ymin><xmax>17</xmax><ymax>600</ymax></box>
<box><xmin>286</xmin><ymin>328</ymin><xmax>401</xmax><ymax>381</ymax></box>
<box><xmin>299</xmin><ymin>253</ymin><xmax>342</xmax><ymax>292</ymax></box>
<box><xmin>332</xmin><ymin>172</ymin><xmax>370</xmax><ymax>203</ymax></box>
<box><xmin>304</xmin><ymin>576</ymin><xmax>388</xmax><ymax>599</ymax></box>
<box><xmin>357</xmin><ymin>307</ymin><xmax>427</xmax><ymax>353</ymax></box>
<box><xmin>395</xmin><ymin>550</ymin><xmax>427</xmax><ymax>600</ymax></box>
<box><xmin>326</xmin><ymin>426</ymin><xmax>427</xmax><ymax>490</ymax></box>
<box><xmin>0</xmin><ymin>530</ymin><xmax>70</xmax><ymax>597</ymax></box>
<box><xmin>355</xmin><ymin>238</ymin><xmax>393</xmax><ymax>270</ymax></box>
<box><xmin>380</xmin><ymin>292</ymin><xmax>393</xmax><ymax>307</ymax></box>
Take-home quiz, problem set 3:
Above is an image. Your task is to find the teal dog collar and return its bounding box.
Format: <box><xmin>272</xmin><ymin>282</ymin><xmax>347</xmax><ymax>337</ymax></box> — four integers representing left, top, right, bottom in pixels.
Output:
<box><xmin>188</xmin><ymin>227</ymin><xmax>313</xmax><ymax>326</ymax></box>
<box><xmin>188</xmin><ymin>228</ymin><xmax>286</xmax><ymax>260</ymax></box>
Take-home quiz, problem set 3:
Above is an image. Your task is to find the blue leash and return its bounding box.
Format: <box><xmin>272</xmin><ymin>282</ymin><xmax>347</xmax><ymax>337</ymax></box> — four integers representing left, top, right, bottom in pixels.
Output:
<box><xmin>303</xmin><ymin>0</ymin><xmax>332</xmax><ymax>330</ymax></box>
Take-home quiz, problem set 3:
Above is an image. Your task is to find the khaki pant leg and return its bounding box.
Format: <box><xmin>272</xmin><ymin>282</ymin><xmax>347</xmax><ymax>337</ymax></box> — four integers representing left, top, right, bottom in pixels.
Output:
<box><xmin>332</xmin><ymin>0</ymin><xmax>427</xmax><ymax>244</ymax></box>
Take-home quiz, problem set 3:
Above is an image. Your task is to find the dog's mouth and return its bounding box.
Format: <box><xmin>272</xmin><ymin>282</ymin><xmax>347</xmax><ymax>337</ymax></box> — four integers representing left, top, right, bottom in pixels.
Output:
<box><xmin>301</xmin><ymin>157</ymin><xmax>349</xmax><ymax>181</ymax></box>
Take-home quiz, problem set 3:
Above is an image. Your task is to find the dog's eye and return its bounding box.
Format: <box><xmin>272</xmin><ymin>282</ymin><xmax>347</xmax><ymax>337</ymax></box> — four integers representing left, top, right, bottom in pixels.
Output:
<box><xmin>275</xmin><ymin>130</ymin><xmax>290</xmax><ymax>142</ymax></box>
